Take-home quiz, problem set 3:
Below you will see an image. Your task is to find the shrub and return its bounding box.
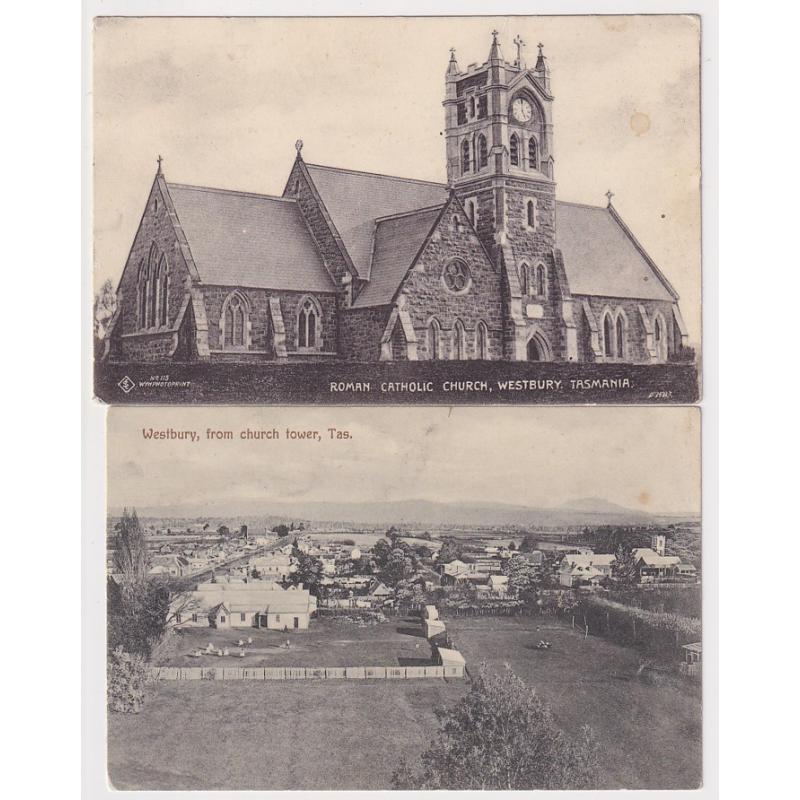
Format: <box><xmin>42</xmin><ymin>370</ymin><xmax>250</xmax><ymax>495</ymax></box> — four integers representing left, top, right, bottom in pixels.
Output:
<box><xmin>107</xmin><ymin>646</ymin><xmax>149</xmax><ymax>714</ymax></box>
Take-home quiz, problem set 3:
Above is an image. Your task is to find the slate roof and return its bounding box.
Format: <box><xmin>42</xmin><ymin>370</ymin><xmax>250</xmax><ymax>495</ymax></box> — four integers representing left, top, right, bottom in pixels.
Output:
<box><xmin>352</xmin><ymin>205</ymin><xmax>445</xmax><ymax>308</ymax></box>
<box><xmin>304</xmin><ymin>164</ymin><xmax>448</xmax><ymax>280</ymax></box>
<box><xmin>556</xmin><ymin>202</ymin><xmax>675</xmax><ymax>301</ymax></box>
<box><xmin>304</xmin><ymin>166</ymin><xmax>675</xmax><ymax>304</ymax></box>
<box><xmin>166</xmin><ymin>183</ymin><xmax>335</xmax><ymax>292</ymax></box>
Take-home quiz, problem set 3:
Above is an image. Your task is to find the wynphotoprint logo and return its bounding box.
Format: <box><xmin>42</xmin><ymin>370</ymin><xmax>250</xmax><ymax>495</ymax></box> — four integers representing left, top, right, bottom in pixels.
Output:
<box><xmin>117</xmin><ymin>375</ymin><xmax>136</xmax><ymax>394</ymax></box>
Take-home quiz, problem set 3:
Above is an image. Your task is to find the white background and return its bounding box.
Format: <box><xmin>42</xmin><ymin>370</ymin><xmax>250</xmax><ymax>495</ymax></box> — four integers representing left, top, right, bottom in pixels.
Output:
<box><xmin>2</xmin><ymin>0</ymin><xmax>793</xmax><ymax>798</ymax></box>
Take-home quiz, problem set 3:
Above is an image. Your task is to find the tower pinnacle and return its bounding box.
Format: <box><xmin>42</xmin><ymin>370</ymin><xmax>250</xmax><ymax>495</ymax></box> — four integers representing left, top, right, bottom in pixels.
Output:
<box><xmin>447</xmin><ymin>47</ymin><xmax>460</xmax><ymax>76</ymax></box>
<box><xmin>488</xmin><ymin>30</ymin><xmax>503</xmax><ymax>63</ymax></box>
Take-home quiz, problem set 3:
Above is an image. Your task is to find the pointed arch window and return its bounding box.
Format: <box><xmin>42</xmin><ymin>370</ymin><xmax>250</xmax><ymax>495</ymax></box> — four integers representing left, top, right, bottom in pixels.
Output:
<box><xmin>157</xmin><ymin>254</ymin><xmax>169</xmax><ymax>327</ymax></box>
<box><xmin>146</xmin><ymin>244</ymin><xmax>159</xmax><ymax>328</ymax></box>
<box><xmin>428</xmin><ymin>318</ymin><xmax>441</xmax><ymax>360</ymax></box>
<box><xmin>528</xmin><ymin>137</ymin><xmax>538</xmax><ymax>170</ymax></box>
<box><xmin>298</xmin><ymin>296</ymin><xmax>322</xmax><ymax>349</ymax></box>
<box><xmin>454</xmin><ymin>320</ymin><xmax>467</xmax><ymax>360</ymax></box>
<box><xmin>603</xmin><ymin>313</ymin><xmax>614</xmax><ymax>358</ymax></box>
<box><xmin>223</xmin><ymin>292</ymin><xmax>248</xmax><ymax>349</ymax></box>
<box><xmin>535</xmin><ymin>264</ymin><xmax>546</xmax><ymax>297</ymax></box>
<box><xmin>527</xmin><ymin>199</ymin><xmax>538</xmax><ymax>229</ymax></box>
<box><xmin>465</xmin><ymin>199</ymin><xmax>478</xmax><ymax>228</ymax></box>
<box><xmin>478</xmin><ymin>135</ymin><xmax>488</xmax><ymax>168</ymax></box>
<box><xmin>615</xmin><ymin>314</ymin><xmax>626</xmax><ymax>360</ymax></box>
<box><xmin>476</xmin><ymin>321</ymin><xmax>489</xmax><ymax>360</ymax></box>
<box><xmin>519</xmin><ymin>262</ymin><xmax>531</xmax><ymax>295</ymax></box>
<box><xmin>654</xmin><ymin>314</ymin><xmax>668</xmax><ymax>361</ymax></box>
<box><xmin>137</xmin><ymin>260</ymin><xmax>147</xmax><ymax>329</ymax></box>
<box><xmin>510</xmin><ymin>134</ymin><xmax>519</xmax><ymax>167</ymax></box>
<box><xmin>462</xmin><ymin>140</ymin><xmax>471</xmax><ymax>173</ymax></box>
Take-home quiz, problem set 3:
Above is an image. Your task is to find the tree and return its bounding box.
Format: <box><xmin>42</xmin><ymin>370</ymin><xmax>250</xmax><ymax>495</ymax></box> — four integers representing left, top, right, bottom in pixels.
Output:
<box><xmin>612</xmin><ymin>544</ymin><xmax>638</xmax><ymax>585</ymax></box>
<box><xmin>508</xmin><ymin>541</ymin><xmax>517</xmax><ymax>551</ymax></box>
<box><xmin>519</xmin><ymin>534</ymin><xmax>538</xmax><ymax>553</ymax></box>
<box><xmin>108</xmin><ymin>508</ymin><xmax>170</xmax><ymax>659</ymax></box>
<box><xmin>113</xmin><ymin>509</ymin><xmax>149</xmax><ymax>580</ymax></box>
<box><xmin>287</xmin><ymin>543</ymin><xmax>324</xmax><ymax>595</ymax></box>
<box><xmin>392</xmin><ymin>666</ymin><xmax>599</xmax><ymax>790</ymax></box>
<box><xmin>437</xmin><ymin>540</ymin><xmax>463</xmax><ymax>565</ymax></box>
<box><xmin>217</xmin><ymin>525</ymin><xmax>231</xmax><ymax>538</ymax></box>
<box><xmin>381</xmin><ymin>546</ymin><xmax>416</xmax><ymax>587</ymax></box>
<box><xmin>272</xmin><ymin>524</ymin><xmax>290</xmax><ymax>537</ymax></box>
<box><xmin>94</xmin><ymin>278</ymin><xmax>117</xmax><ymax>342</ymax></box>
<box><xmin>506</xmin><ymin>557</ymin><xmax>540</xmax><ymax>601</ymax></box>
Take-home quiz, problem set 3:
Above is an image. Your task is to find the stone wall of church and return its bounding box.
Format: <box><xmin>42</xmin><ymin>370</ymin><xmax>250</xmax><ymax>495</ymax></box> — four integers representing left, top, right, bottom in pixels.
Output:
<box><xmin>284</xmin><ymin>162</ymin><xmax>350</xmax><ymax>298</ymax></box>
<box><xmin>503</xmin><ymin>183</ymin><xmax>565</xmax><ymax>359</ymax></box>
<box><xmin>118</xmin><ymin>331</ymin><xmax>178</xmax><ymax>362</ymax></box>
<box><xmin>116</xmin><ymin>179</ymin><xmax>193</xmax><ymax>339</ymax></box>
<box><xmin>339</xmin><ymin>306</ymin><xmax>391</xmax><ymax>361</ymax></box>
<box><xmin>399</xmin><ymin>202</ymin><xmax>503</xmax><ymax>360</ymax></box>
<box><xmin>573</xmin><ymin>296</ymin><xmax>679</xmax><ymax>363</ymax></box>
<box><xmin>202</xmin><ymin>286</ymin><xmax>337</xmax><ymax>356</ymax></box>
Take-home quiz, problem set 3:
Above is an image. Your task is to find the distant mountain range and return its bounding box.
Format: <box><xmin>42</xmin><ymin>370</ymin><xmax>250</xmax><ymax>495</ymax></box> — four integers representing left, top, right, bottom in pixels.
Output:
<box><xmin>110</xmin><ymin>497</ymin><xmax>698</xmax><ymax>529</ymax></box>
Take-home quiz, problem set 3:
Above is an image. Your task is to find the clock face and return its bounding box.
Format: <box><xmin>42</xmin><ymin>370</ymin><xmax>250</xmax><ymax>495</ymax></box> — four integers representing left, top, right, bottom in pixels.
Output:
<box><xmin>512</xmin><ymin>97</ymin><xmax>533</xmax><ymax>123</ymax></box>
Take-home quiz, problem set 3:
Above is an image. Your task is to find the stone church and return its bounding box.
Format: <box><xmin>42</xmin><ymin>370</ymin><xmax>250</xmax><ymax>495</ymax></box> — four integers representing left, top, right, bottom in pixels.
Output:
<box><xmin>103</xmin><ymin>33</ymin><xmax>688</xmax><ymax>365</ymax></box>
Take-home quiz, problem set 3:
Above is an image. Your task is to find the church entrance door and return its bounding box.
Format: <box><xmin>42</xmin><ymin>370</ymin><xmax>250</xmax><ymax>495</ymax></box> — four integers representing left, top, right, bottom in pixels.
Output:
<box><xmin>527</xmin><ymin>338</ymin><xmax>543</xmax><ymax>361</ymax></box>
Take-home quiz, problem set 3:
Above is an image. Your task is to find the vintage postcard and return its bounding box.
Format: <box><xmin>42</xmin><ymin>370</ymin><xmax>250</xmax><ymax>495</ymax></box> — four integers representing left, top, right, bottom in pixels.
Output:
<box><xmin>105</xmin><ymin>405</ymin><xmax>702</xmax><ymax>790</ymax></box>
<box><xmin>93</xmin><ymin>15</ymin><xmax>701</xmax><ymax>404</ymax></box>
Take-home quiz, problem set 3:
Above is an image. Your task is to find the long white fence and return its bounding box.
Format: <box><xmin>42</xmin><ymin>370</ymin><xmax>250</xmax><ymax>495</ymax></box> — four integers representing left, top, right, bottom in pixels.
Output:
<box><xmin>149</xmin><ymin>664</ymin><xmax>464</xmax><ymax>681</ymax></box>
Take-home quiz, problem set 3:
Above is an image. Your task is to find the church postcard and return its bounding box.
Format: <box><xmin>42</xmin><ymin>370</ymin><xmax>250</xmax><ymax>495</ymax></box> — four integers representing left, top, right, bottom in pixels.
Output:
<box><xmin>92</xmin><ymin>15</ymin><xmax>701</xmax><ymax>405</ymax></box>
<box><xmin>103</xmin><ymin>404</ymin><xmax>703</xmax><ymax>790</ymax></box>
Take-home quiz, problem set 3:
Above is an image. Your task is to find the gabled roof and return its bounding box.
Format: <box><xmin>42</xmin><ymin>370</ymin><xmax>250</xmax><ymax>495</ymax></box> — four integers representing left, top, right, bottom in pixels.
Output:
<box><xmin>166</xmin><ymin>183</ymin><xmax>335</xmax><ymax>292</ymax></box>
<box><xmin>632</xmin><ymin>548</ymin><xmax>682</xmax><ymax>566</ymax></box>
<box><xmin>304</xmin><ymin>164</ymin><xmax>448</xmax><ymax>280</ymax></box>
<box><xmin>556</xmin><ymin>202</ymin><xmax>677</xmax><ymax>301</ymax></box>
<box><xmin>352</xmin><ymin>205</ymin><xmax>445</xmax><ymax>308</ymax></box>
<box><xmin>563</xmin><ymin>553</ymin><xmax>616</xmax><ymax>568</ymax></box>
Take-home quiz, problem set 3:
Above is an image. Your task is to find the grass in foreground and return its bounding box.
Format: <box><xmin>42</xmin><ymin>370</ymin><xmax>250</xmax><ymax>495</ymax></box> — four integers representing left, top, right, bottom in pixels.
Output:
<box><xmin>108</xmin><ymin>679</ymin><xmax>464</xmax><ymax>790</ymax></box>
<box><xmin>446</xmin><ymin>615</ymin><xmax>702</xmax><ymax>790</ymax></box>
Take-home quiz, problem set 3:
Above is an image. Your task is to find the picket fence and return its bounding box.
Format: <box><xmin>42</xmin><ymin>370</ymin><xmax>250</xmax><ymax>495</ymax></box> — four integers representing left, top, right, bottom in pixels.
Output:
<box><xmin>149</xmin><ymin>664</ymin><xmax>464</xmax><ymax>681</ymax></box>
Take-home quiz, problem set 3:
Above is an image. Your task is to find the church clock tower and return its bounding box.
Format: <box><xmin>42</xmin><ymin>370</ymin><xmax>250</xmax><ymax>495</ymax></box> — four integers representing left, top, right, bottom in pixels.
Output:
<box><xmin>444</xmin><ymin>32</ymin><xmax>568</xmax><ymax>361</ymax></box>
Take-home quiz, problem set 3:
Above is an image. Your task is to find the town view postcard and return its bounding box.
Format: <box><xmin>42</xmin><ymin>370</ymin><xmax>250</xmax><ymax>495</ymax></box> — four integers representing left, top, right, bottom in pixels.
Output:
<box><xmin>105</xmin><ymin>405</ymin><xmax>702</xmax><ymax>790</ymax></box>
<box><xmin>93</xmin><ymin>15</ymin><xmax>701</xmax><ymax>405</ymax></box>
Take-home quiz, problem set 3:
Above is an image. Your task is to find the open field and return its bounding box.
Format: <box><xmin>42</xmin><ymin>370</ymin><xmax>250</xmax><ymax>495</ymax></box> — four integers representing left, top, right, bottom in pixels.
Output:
<box><xmin>108</xmin><ymin>679</ymin><xmax>465</xmax><ymax>790</ymax></box>
<box><xmin>446</xmin><ymin>615</ymin><xmax>702</xmax><ymax>790</ymax></box>
<box><xmin>156</xmin><ymin>617</ymin><xmax>433</xmax><ymax>668</ymax></box>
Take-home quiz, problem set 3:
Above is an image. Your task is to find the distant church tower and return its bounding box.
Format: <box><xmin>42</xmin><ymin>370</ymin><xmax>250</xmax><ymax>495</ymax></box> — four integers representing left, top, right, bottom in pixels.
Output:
<box><xmin>444</xmin><ymin>32</ymin><xmax>564</xmax><ymax>361</ymax></box>
<box><xmin>651</xmin><ymin>534</ymin><xmax>666</xmax><ymax>556</ymax></box>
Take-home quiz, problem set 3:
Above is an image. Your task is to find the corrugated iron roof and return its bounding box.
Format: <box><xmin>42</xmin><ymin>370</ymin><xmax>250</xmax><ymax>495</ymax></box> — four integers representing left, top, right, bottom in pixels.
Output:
<box><xmin>167</xmin><ymin>183</ymin><xmax>335</xmax><ymax>292</ymax></box>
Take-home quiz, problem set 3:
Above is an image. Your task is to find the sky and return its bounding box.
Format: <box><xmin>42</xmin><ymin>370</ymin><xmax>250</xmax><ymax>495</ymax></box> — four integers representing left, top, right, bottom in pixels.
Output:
<box><xmin>93</xmin><ymin>15</ymin><xmax>701</xmax><ymax>343</ymax></box>
<box><xmin>107</xmin><ymin>406</ymin><xmax>700</xmax><ymax>516</ymax></box>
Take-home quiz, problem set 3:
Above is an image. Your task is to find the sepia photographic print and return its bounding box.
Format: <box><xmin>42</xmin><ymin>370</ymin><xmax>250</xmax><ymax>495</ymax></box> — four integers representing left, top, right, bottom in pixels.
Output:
<box><xmin>105</xmin><ymin>406</ymin><xmax>702</xmax><ymax>790</ymax></box>
<box><xmin>93</xmin><ymin>15</ymin><xmax>701</xmax><ymax>405</ymax></box>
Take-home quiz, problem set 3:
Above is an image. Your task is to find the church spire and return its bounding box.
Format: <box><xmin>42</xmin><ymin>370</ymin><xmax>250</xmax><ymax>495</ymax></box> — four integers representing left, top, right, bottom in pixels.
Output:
<box><xmin>488</xmin><ymin>29</ymin><xmax>503</xmax><ymax>63</ymax></box>
<box><xmin>446</xmin><ymin>47</ymin><xmax>460</xmax><ymax>76</ymax></box>
<box><xmin>534</xmin><ymin>42</ymin><xmax>551</xmax><ymax>92</ymax></box>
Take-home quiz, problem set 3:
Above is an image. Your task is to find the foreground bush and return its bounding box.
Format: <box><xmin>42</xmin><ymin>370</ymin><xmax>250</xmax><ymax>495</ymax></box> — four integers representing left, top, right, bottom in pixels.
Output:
<box><xmin>392</xmin><ymin>665</ymin><xmax>598</xmax><ymax>790</ymax></box>
<box><xmin>107</xmin><ymin>646</ymin><xmax>149</xmax><ymax>714</ymax></box>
